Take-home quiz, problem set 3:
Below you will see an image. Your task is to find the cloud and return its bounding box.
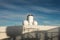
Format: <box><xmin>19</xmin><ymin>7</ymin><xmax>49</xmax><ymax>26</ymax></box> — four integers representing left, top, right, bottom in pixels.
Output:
<box><xmin>43</xmin><ymin>20</ymin><xmax>60</xmax><ymax>26</ymax></box>
<box><xmin>0</xmin><ymin>3</ymin><xmax>25</xmax><ymax>11</ymax></box>
<box><xmin>0</xmin><ymin>10</ymin><xmax>30</xmax><ymax>22</ymax></box>
<box><xmin>43</xmin><ymin>21</ymin><xmax>49</xmax><ymax>23</ymax></box>
<box><xmin>0</xmin><ymin>2</ymin><xmax>60</xmax><ymax>14</ymax></box>
<box><xmin>30</xmin><ymin>6</ymin><xmax>60</xmax><ymax>13</ymax></box>
<box><xmin>34</xmin><ymin>15</ymin><xmax>46</xmax><ymax>19</ymax></box>
<box><xmin>0</xmin><ymin>13</ymin><xmax>26</xmax><ymax>19</ymax></box>
<box><xmin>0</xmin><ymin>20</ymin><xmax>9</xmax><ymax>22</ymax></box>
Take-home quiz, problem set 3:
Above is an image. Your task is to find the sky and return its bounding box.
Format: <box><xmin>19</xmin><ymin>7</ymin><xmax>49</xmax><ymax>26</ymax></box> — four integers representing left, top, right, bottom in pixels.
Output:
<box><xmin>0</xmin><ymin>0</ymin><xmax>60</xmax><ymax>26</ymax></box>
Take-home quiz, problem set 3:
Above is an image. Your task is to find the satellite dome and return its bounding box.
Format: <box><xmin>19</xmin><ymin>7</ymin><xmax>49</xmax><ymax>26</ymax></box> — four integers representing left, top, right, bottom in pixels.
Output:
<box><xmin>33</xmin><ymin>21</ymin><xmax>38</xmax><ymax>25</ymax></box>
<box><xmin>23</xmin><ymin>20</ymin><xmax>28</xmax><ymax>25</ymax></box>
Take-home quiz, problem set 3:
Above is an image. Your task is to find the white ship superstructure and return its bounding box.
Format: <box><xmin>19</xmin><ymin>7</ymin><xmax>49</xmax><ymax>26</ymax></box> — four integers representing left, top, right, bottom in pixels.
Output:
<box><xmin>0</xmin><ymin>14</ymin><xmax>59</xmax><ymax>40</ymax></box>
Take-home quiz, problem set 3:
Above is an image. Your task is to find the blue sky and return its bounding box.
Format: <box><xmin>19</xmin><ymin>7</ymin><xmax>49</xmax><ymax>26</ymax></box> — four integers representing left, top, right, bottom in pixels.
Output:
<box><xmin>0</xmin><ymin>0</ymin><xmax>60</xmax><ymax>26</ymax></box>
